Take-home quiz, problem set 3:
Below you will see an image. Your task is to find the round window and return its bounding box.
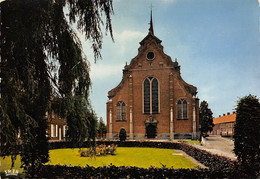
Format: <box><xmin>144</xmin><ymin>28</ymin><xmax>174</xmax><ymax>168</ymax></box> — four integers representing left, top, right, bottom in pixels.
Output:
<box><xmin>146</xmin><ymin>51</ymin><xmax>155</xmax><ymax>61</ymax></box>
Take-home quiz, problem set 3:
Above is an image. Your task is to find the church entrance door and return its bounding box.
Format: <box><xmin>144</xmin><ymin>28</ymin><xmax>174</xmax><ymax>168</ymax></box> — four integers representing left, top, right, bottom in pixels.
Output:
<box><xmin>146</xmin><ymin>124</ymin><xmax>157</xmax><ymax>138</ymax></box>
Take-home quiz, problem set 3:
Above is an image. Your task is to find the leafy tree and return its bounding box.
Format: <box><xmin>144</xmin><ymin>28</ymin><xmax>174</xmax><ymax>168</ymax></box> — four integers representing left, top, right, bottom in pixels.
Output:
<box><xmin>97</xmin><ymin>117</ymin><xmax>106</xmax><ymax>138</ymax></box>
<box><xmin>234</xmin><ymin>94</ymin><xmax>260</xmax><ymax>177</ymax></box>
<box><xmin>99</xmin><ymin>117</ymin><xmax>107</xmax><ymax>133</ymax></box>
<box><xmin>0</xmin><ymin>0</ymin><xmax>113</xmax><ymax>176</ymax></box>
<box><xmin>199</xmin><ymin>100</ymin><xmax>214</xmax><ymax>137</ymax></box>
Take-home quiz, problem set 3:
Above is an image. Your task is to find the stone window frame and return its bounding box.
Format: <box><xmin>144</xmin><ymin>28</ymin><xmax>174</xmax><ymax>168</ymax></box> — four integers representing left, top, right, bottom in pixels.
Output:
<box><xmin>51</xmin><ymin>124</ymin><xmax>58</xmax><ymax>137</ymax></box>
<box><xmin>177</xmin><ymin>99</ymin><xmax>188</xmax><ymax>120</ymax></box>
<box><xmin>142</xmin><ymin>76</ymin><xmax>160</xmax><ymax>114</ymax></box>
<box><xmin>116</xmin><ymin>101</ymin><xmax>126</xmax><ymax>121</ymax></box>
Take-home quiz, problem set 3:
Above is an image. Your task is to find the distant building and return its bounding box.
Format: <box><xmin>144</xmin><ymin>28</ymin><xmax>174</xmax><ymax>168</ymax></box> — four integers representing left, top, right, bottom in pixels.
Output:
<box><xmin>211</xmin><ymin>112</ymin><xmax>236</xmax><ymax>136</ymax></box>
<box><xmin>46</xmin><ymin>100</ymin><xmax>67</xmax><ymax>141</ymax></box>
<box><xmin>106</xmin><ymin>12</ymin><xmax>200</xmax><ymax>140</ymax></box>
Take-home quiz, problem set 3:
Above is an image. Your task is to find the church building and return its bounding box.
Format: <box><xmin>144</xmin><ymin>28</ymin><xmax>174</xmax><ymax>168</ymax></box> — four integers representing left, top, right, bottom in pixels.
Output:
<box><xmin>106</xmin><ymin>12</ymin><xmax>200</xmax><ymax>140</ymax></box>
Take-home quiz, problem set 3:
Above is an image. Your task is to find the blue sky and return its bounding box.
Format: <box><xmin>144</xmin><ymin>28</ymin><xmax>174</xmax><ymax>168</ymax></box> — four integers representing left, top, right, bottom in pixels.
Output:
<box><xmin>81</xmin><ymin>0</ymin><xmax>260</xmax><ymax>121</ymax></box>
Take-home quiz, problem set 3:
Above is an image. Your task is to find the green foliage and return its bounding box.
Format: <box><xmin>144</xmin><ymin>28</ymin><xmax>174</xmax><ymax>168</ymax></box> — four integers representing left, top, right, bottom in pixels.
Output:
<box><xmin>27</xmin><ymin>164</ymin><xmax>232</xmax><ymax>178</ymax></box>
<box><xmin>119</xmin><ymin>128</ymin><xmax>127</xmax><ymax>142</ymax></box>
<box><xmin>0</xmin><ymin>0</ymin><xmax>113</xmax><ymax>175</ymax></box>
<box><xmin>97</xmin><ymin>117</ymin><xmax>107</xmax><ymax>137</ymax></box>
<box><xmin>199</xmin><ymin>100</ymin><xmax>214</xmax><ymax>137</ymax></box>
<box><xmin>99</xmin><ymin>117</ymin><xmax>107</xmax><ymax>132</ymax></box>
<box><xmin>64</xmin><ymin>96</ymin><xmax>97</xmax><ymax>147</ymax></box>
<box><xmin>234</xmin><ymin>94</ymin><xmax>260</xmax><ymax>177</ymax></box>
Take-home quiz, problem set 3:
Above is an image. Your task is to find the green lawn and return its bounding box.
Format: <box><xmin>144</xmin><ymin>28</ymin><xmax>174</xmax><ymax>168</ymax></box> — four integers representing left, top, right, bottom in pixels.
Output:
<box><xmin>184</xmin><ymin>140</ymin><xmax>201</xmax><ymax>145</ymax></box>
<box><xmin>1</xmin><ymin>147</ymin><xmax>198</xmax><ymax>172</ymax></box>
<box><xmin>0</xmin><ymin>155</ymin><xmax>23</xmax><ymax>173</ymax></box>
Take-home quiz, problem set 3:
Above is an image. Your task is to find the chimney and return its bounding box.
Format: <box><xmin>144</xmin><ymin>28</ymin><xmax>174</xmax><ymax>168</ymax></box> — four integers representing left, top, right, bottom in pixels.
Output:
<box><xmin>233</xmin><ymin>111</ymin><xmax>236</xmax><ymax>114</ymax></box>
<box><xmin>223</xmin><ymin>114</ymin><xmax>226</xmax><ymax>116</ymax></box>
<box><xmin>227</xmin><ymin>112</ymin><xmax>230</xmax><ymax>115</ymax></box>
<box><xmin>219</xmin><ymin>115</ymin><xmax>221</xmax><ymax>117</ymax></box>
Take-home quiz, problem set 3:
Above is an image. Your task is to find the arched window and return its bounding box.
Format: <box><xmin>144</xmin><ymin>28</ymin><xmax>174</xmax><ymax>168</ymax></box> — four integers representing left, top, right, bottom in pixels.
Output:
<box><xmin>143</xmin><ymin>77</ymin><xmax>159</xmax><ymax>114</ymax></box>
<box><xmin>177</xmin><ymin>100</ymin><xmax>182</xmax><ymax>119</ymax></box>
<box><xmin>177</xmin><ymin>99</ymin><xmax>188</xmax><ymax>120</ymax></box>
<box><xmin>144</xmin><ymin>79</ymin><xmax>150</xmax><ymax>113</ymax></box>
<box><xmin>116</xmin><ymin>101</ymin><xmax>126</xmax><ymax>121</ymax></box>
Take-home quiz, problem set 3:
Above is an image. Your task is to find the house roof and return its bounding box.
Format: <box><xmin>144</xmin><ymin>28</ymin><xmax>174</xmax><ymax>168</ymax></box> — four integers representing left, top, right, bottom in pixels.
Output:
<box><xmin>213</xmin><ymin>113</ymin><xmax>236</xmax><ymax>124</ymax></box>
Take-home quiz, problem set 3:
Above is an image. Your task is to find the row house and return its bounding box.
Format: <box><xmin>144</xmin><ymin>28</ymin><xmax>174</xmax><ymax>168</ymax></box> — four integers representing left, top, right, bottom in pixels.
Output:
<box><xmin>211</xmin><ymin>112</ymin><xmax>236</xmax><ymax>136</ymax></box>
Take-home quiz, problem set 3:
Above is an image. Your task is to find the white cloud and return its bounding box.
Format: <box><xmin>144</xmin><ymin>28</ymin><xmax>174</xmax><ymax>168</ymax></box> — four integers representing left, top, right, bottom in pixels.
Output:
<box><xmin>113</xmin><ymin>30</ymin><xmax>145</xmax><ymax>54</ymax></box>
<box><xmin>90</xmin><ymin>63</ymin><xmax>124</xmax><ymax>80</ymax></box>
<box><xmin>198</xmin><ymin>86</ymin><xmax>217</xmax><ymax>102</ymax></box>
<box><xmin>115</xmin><ymin>30</ymin><xmax>145</xmax><ymax>43</ymax></box>
<box><xmin>81</xmin><ymin>30</ymin><xmax>145</xmax><ymax>80</ymax></box>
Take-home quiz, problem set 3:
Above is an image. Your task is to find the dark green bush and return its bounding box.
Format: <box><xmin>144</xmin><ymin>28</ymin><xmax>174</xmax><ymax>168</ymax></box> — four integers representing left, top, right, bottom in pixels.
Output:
<box><xmin>34</xmin><ymin>164</ymin><xmax>237</xmax><ymax>178</ymax></box>
<box><xmin>234</xmin><ymin>95</ymin><xmax>260</xmax><ymax>177</ymax></box>
<box><xmin>119</xmin><ymin>128</ymin><xmax>127</xmax><ymax>142</ymax></box>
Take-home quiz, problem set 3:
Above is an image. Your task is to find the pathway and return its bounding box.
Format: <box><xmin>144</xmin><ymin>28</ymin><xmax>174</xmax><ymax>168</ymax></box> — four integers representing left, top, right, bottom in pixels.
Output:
<box><xmin>194</xmin><ymin>135</ymin><xmax>237</xmax><ymax>160</ymax></box>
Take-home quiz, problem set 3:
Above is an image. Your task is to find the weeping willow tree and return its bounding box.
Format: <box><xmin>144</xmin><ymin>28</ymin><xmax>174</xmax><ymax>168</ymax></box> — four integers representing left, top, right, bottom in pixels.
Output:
<box><xmin>0</xmin><ymin>0</ymin><xmax>113</xmax><ymax>175</ymax></box>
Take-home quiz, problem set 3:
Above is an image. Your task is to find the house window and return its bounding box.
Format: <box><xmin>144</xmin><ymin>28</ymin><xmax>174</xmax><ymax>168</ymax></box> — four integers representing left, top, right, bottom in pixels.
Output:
<box><xmin>116</xmin><ymin>101</ymin><xmax>126</xmax><ymax>121</ymax></box>
<box><xmin>56</xmin><ymin>125</ymin><xmax>58</xmax><ymax>137</ymax></box>
<box><xmin>51</xmin><ymin>124</ymin><xmax>56</xmax><ymax>137</ymax></box>
<box><xmin>177</xmin><ymin>99</ymin><xmax>188</xmax><ymax>120</ymax></box>
<box><xmin>63</xmin><ymin>125</ymin><xmax>67</xmax><ymax>138</ymax></box>
<box><xmin>143</xmin><ymin>77</ymin><xmax>159</xmax><ymax>114</ymax></box>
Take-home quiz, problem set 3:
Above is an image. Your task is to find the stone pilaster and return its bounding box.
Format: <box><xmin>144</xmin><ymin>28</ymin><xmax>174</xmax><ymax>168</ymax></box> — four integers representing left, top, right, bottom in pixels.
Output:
<box><xmin>170</xmin><ymin>107</ymin><xmax>174</xmax><ymax>140</ymax></box>
<box><xmin>169</xmin><ymin>72</ymin><xmax>174</xmax><ymax>140</ymax></box>
<box><xmin>129</xmin><ymin>74</ymin><xmax>134</xmax><ymax>139</ymax></box>
<box><xmin>192</xmin><ymin>105</ymin><xmax>197</xmax><ymax>139</ymax></box>
<box><xmin>109</xmin><ymin>109</ymin><xmax>113</xmax><ymax>139</ymax></box>
<box><xmin>129</xmin><ymin>108</ymin><xmax>133</xmax><ymax>139</ymax></box>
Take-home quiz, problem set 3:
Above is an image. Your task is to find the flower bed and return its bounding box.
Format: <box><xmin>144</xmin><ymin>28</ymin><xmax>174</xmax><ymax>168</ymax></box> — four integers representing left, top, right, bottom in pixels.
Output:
<box><xmin>80</xmin><ymin>144</ymin><xmax>117</xmax><ymax>157</ymax></box>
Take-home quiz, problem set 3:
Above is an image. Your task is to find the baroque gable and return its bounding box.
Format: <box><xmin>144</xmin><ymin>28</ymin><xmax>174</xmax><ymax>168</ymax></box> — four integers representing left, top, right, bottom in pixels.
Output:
<box><xmin>108</xmin><ymin>31</ymin><xmax>197</xmax><ymax>98</ymax></box>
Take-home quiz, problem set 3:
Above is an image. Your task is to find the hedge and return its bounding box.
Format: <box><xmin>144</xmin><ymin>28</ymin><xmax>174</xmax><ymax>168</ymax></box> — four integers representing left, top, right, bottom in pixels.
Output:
<box><xmin>33</xmin><ymin>165</ymin><xmax>236</xmax><ymax>178</ymax></box>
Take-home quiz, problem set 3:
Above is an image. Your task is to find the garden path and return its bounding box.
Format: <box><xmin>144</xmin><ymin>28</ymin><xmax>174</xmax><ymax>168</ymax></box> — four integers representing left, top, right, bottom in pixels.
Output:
<box><xmin>194</xmin><ymin>135</ymin><xmax>237</xmax><ymax>160</ymax></box>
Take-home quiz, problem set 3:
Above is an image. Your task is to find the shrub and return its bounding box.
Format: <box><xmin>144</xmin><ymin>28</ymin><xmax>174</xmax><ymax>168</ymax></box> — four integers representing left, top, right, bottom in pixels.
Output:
<box><xmin>119</xmin><ymin>128</ymin><xmax>126</xmax><ymax>142</ymax></box>
<box><xmin>80</xmin><ymin>144</ymin><xmax>117</xmax><ymax>157</ymax></box>
<box><xmin>33</xmin><ymin>165</ymin><xmax>235</xmax><ymax>178</ymax></box>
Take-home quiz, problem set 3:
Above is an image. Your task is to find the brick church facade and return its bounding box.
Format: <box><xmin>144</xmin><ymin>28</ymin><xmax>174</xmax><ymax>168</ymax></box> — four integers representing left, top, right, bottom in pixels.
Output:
<box><xmin>106</xmin><ymin>13</ymin><xmax>200</xmax><ymax>140</ymax></box>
